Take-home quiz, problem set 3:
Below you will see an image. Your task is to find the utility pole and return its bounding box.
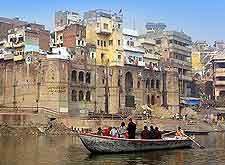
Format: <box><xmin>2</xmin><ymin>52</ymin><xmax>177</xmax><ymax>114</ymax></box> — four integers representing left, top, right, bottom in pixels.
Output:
<box><xmin>105</xmin><ymin>59</ymin><xmax>109</xmax><ymax>114</ymax></box>
<box><xmin>178</xmin><ymin>64</ymin><xmax>184</xmax><ymax>119</ymax></box>
<box><xmin>94</xmin><ymin>56</ymin><xmax>97</xmax><ymax>113</ymax></box>
<box><xmin>13</xmin><ymin>61</ymin><xmax>17</xmax><ymax>111</ymax></box>
<box><xmin>162</xmin><ymin>62</ymin><xmax>167</xmax><ymax>107</ymax></box>
<box><xmin>36</xmin><ymin>60</ymin><xmax>41</xmax><ymax>113</ymax></box>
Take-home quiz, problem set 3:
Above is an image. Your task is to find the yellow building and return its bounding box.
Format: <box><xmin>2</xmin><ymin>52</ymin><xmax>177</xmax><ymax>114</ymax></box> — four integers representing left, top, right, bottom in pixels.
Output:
<box><xmin>84</xmin><ymin>9</ymin><xmax>124</xmax><ymax>66</ymax></box>
<box><xmin>192</xmin><ymin>52</ymin><xmax>203</xmax><ymax>74</ymax></box>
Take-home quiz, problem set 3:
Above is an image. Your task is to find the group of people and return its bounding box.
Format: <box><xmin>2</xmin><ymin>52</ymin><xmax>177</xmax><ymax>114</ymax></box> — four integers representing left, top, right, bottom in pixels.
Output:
<box><xmin>96</xmin><ymin>118</ymin><xmax>137</xmax><ymax>139</ymax></box>
<box><xmin>141</xmin><ymin>125</ymin><xmax>162</xmax><ymax>139</ymax></box>
<box><xmin>96</xmin><ymin>118</ymin><xmax>185</xmax><ymax>139</ymax></box>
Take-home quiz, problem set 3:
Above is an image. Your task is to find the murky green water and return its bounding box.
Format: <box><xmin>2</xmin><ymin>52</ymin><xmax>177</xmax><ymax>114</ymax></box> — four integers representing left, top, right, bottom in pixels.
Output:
<box><xmin>0</xmin><ymin>133</ymin><xmax>224</xmax><ymax>165</ymax></box>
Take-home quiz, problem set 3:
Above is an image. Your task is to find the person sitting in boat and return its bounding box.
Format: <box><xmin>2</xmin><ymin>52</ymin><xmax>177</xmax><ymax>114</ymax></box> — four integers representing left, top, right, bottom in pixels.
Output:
<box><xmin>154</xmin><ymin>127</ymin><xmax>162</xmax><ymax>139</ymax></box>
<box><xmin>149</xmin><ymin>125</ymin><xmax>155</xmax><ymax>139</ymax></box>
<box><xmin>97</xmin><ymin>127</ymin><xmax>103</xmax><ymax>136</ymax></box>
<box><xmin>127</xmin><ymin>118</ymin><xmax>136</xmax><ymax>139</ymax></box>
<box><xmin>118</xmin><ymin>122</ymin><xmax>126</xmax><ymax>138</ymax></box>
<box><xmin>110</xmin><ymin>127</ymin><xmax>119</xmax><ymax>138</ymax></box>
<box><xmin>103</xmin><ymin>127</ymin><xmax>112</xmax><ymax>136</ymax></box>
<box><xmin>141</xmin><ymin>125</ymin><xmax>150</xmax><ymax>139</ymax></box>
<box><xmin>175</xmin><ymin>126</ymin><xmax>185</xmax><ymax>137</ymax></box>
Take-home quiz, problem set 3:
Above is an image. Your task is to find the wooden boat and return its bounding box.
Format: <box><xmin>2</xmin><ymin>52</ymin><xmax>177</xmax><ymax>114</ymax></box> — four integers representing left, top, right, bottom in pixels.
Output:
<box><xmin>79</xmin><ymin>133</ymin><xmax>193</xmax><ymax>153</ymax></box>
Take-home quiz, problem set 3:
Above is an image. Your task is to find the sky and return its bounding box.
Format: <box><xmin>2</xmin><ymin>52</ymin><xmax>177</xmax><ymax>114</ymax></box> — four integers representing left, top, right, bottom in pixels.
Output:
<box><xmin>1</xmin><ymin>0</ymin><xmax>225</xmax><ymax>43</ymax></box>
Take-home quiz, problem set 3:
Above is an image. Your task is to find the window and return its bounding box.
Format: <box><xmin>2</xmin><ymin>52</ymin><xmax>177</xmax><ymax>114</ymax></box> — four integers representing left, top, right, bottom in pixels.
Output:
<box><xmin>101</xmin><ymin>40</ymin><xmax>103</xmax><ymax>46</ymax></box>
<box><xmin>102</xmin><ymin>79</ymin><xmax>105</xmax><ymax>84</ymax></box>
<box><xmin>78</xmin><ymin>40</ymin><xmax>80</xmax><ymax>45</ymax></box>
<box><xmin>109</xmin><ymin>40</ymin><xmax>113</xmax><ymax>46</ymax></box>
<box><xmin>71</xmin><ymin>70</ymin><xmax>77</xmax><ymax>82</ymax></box>
<box><xmin>156</xmin><ymin>80</ymin><xmax>160</xmax><ymax>89</ymax></box>
<box><xmin>91</xmin><ymin>52</ymin><xmax>95</xmax><ymax>59</ymax></box>
<box><xmin>118</xmin><ymin>40</ymin><xmax>121</xmax><ymax>46</ymax></box>
<box><xmin>60</xmin><ymin>36</ymin><xmax>63</xmax><ymax>40</ymax></box>
<box><xmin>79</xmin><ymin>71</ymin><xmax>84</xmax><ymax>82</ymax></box>
<box><xmin>101</xmin><ymin>53</ymin><xmax>104</xmax><ymax>60</ymax></box>
<box><xmin>97</xmin><ymin>23</ymin><xmax>100</xmax><ymax>27</ymax></box>
<box><xmin>18</xmin><ymin>37</ymin><xmax>24</xmax><ymax>42</ymax></box>
<box><xmin>139</xmin><ymin>57</ymin><xmax>142</xmax><ymax>61</ymax></box>
<box><xmin>118</xmin><ymin>79</ymin><xmax>121</xmax><ymax>87</ymax></box>
<box><xmin>103</xmin><ymin>23</ymin><xmax>108</xmax><ymax>30</ymax></box>
<box><xmin>118</xmin><ymin>24</ymin><xmax>121</xmax><ymax>29</ymax></box>
<box><xmin>155</xmin><ymin>39</ymin><xmax>161</xmax><ymax>44</ymax></box>
<box><xmin>86</xmin><ymin>72</ymin><xmax>91</xmax><ymax>84</ymax></box>
<box><xmin>104</xmin><ymin>41</ymin><xmax>106</xmax><ymax>47</ymax></box>
<box><xmin>118</xmin><ymin>54</ymin><xmax>121</xmax><ymax>60</ymax></box>
<box><xmin>79</xmin><ymin>91</ymin><xmax>84</xmax><ymax>101</ymax></box>
<box><xmin>97</xmin><ymin>40</ymin><xmax>100</xmax><ymax>46</ymax></box>
<box><xmin>71</xmin><ymin>90</ymin><xmax>77</xmax><ymax>101</ymax></box>
<box><xmin>137</xmin><ymin>81</ymin><xmax>140</xmax><ymax>88</ymax></box>
<box><xmin>86</xmin><ymin>91</ymin><xmax>91</xmax><ymax>101</ymax></box>
<box><xmin>130</xmin><ymin>41</ymin><xmax>134</xmax><ymax>46</ymax></box>
<box><xmin>127</xmin><ymin>41</ymin><xmax>129</xmax><ymax>46</ymax></box>
<box><xmin>151</xmin><ymin>80</ymin><xmax>155</xmax><ymax>88</ymax></box>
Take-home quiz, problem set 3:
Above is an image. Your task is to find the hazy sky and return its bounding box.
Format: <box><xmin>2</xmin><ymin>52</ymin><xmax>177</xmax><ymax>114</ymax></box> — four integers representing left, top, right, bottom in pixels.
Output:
<box><xmin>1</xmin><ymin>0</ymin><xmax>225</xmax><ymax>43</ymax></box>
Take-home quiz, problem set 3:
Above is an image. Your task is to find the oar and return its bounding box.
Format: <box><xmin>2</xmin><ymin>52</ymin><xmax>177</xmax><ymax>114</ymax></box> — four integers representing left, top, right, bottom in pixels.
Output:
<box><xmin>162</xmin><ymin>131</ymin><xmax>176</xmax><ymax>136</ymax></box>
<box><xmin>185</xmin><ymin>134</ymin><xmax>205</xmax><ymax>149</ymax></box>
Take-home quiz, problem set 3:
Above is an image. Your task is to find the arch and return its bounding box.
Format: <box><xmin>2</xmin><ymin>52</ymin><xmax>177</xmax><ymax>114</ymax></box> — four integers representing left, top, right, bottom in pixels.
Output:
<box><xmin>156</xmin><ymin>80</ymin><xmax>160</xmax><ymax>89</ymax></box>
<box><xmin>86</xmin><ymin>91</ymin><xmax>91</xmax><ymax>101</ymax></box>
<box><xmin>125</xmin><ymin>72</ymin><xmax>133</xmax><ymax>89</ymax></box>
<box><xmin>151</xmin><ymin>79</ymin><xmax>155</xmax><ymax>88</ymax></box>
<box><xmin>71</xmin><ymin>70</ymin><xmax>77</xmax><ymax>82</ymax></box>
<box><xmin>79</xmin><ymin>71</ymin><xmax>84</xmax><ymax>82</ymax></box>
<box><xmin>86</xmin><ymin>72</ymin><xmax>91</xmax><ymax>84</ymax></box>
<box><xmin>151</xmin><ymin>95</ymin><xmax>155</xmax><ymax>105</ymax></box>
<box><xmin>71</xmin><ymin>90</ymin><xmax>77</xmax><ymax>101</ymax></box>
<box><xmin>146</xmin><ymin>78</ymin><xmax>150</xmax><ymax>88</ymax></box>
<box><xmin>79</xmin><ymin>91</ymin><xmax>84</xmax><ymax>101</ymax></box>
<box><xmin>147</xmin><ymin>95</ymin><xmax>150</xmax><ymax>106</ymax></box>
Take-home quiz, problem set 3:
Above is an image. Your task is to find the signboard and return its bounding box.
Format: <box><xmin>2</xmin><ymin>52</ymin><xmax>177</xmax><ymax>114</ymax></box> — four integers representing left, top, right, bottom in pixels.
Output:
<box><xmin>48</xmin><ymin>86</ymin><xmax>66</xmax><ymax>93</ymax></box>
<box><xmin>25</xmin><ymin>56</ymin><xmax>32</xmax><ymax>64</ymax></box>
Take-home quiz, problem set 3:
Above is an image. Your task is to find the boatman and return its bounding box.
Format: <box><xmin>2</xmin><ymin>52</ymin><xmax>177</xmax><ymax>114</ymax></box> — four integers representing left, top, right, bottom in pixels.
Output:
<box><xmin>175</xmin><ymin>126</ymin><xmax>185</xmax><ymax>137</ymax></box>
<box><xmin>127</xmin><ymin>118</ymin><xmax>136</xmax><ymax>139</ymax></box>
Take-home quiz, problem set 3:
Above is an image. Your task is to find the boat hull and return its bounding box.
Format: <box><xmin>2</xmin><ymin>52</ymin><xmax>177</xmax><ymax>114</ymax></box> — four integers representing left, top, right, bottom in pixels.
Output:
<box><xmin>80</xmin><ymin>134</ymin><xmax>193</xmax><ymax>153</ymax></box>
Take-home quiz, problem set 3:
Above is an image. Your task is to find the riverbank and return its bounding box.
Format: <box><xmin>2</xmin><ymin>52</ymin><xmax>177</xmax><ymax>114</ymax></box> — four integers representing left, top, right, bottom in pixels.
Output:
<box><xmin>0</xmin><ymin>117</ymin><xmax>224</xmax><ymax>137</ymax></box>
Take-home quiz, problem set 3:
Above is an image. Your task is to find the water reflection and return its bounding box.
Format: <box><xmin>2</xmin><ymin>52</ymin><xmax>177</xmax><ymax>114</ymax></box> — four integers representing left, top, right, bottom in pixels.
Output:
<box><xmin>0</xmin><ymin>133</ymin><xmax>225</xmax><ymax>165</ymax></box>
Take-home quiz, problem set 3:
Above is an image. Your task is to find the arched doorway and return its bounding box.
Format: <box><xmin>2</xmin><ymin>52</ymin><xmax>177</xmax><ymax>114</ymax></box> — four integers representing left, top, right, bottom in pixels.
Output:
<box><xmin>125</xmin><ymin>72</ymin><xmax>133</xmax><ymax>90</ymax></box>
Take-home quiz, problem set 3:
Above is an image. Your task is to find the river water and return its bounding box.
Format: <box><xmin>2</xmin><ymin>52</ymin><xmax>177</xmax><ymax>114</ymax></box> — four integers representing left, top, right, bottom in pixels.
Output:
<box><xmin>0</xmin><ymin>133</ymin><xmax>224</xmax><ymax>165</ymax></box>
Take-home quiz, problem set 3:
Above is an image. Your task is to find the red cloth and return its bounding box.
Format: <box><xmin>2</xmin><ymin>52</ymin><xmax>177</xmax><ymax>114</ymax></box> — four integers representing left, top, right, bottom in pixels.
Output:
<box><xmin>103</xmin><ymin>128</ymin><xmax>111</xmax><ymax>136</ymax></box>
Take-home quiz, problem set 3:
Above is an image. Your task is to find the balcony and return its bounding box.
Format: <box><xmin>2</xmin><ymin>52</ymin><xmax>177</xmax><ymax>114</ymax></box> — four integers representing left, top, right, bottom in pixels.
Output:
<box><xmin>14</xmin><ymin>55</ymin><xmax>24</xmax><ymax>61</ymax></box>
<box><xmin>4</xmin><ymin>53</ymin><xmax>14</xmax><ymax>60</ymax></box>
<box><xmin>169</xmin><ymin>58</ymin><xmax>192</xmax><ymax>69</ymax></box>
<box><xmin>169</xmin><ymin>44</ymin><xmax>191</xmax><ymax>54</ymax></box>
<box><xmin>215</xmin><ymin>81</ymin><xmax>225</xmax><ymax>86</ymax></box>
<box><xmin>96</xmin><ymin>28</ymin><xmax>112</xmax><ymax>35</ymax></box>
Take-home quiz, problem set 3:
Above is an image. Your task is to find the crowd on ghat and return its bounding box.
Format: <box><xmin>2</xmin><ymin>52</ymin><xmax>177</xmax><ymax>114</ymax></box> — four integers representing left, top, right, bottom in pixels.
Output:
<box><xmin>95</xmin><ymin>118</ymin><xmax>164</xmax><ymax>139</ymax></box>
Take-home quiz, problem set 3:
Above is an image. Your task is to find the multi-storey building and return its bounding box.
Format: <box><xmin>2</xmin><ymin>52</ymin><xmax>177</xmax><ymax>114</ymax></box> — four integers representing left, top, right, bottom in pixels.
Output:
<box><xmin>5</xmin><ymin>23</ymin><xmax>50</xmax><ymax>59</ymax></box>
<box><xmin>84</xmin><ymin>9</ymin><xmax>124</xmax><ymax>66</ymax></box>
<box><xmin>0</xmin><ymin>17</ymin><xmax>27</xmax><ymax>42</ymax></box>
<box><xmin>54</xmin><ymin>11</ymin><xmax>84</xmax><ymax>48</ymax></box>
<box><xmin>212</xmin><ymin>54</ymin><xmax>225</xmax><ymax>101</ymax></box>
<box><xmin>140</xmin><ymin>24</ymin><xmax>192</xmax><ymax>97</ymax></box>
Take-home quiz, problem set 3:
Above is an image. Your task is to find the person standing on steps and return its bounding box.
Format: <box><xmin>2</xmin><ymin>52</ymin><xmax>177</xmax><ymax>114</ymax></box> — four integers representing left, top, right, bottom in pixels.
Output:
<box><xmin>127</xmin><ymin>118</ymin><xmax>136</xmax><ymax>139</ymax></box>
